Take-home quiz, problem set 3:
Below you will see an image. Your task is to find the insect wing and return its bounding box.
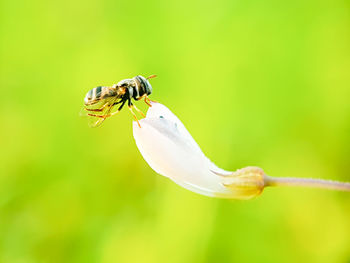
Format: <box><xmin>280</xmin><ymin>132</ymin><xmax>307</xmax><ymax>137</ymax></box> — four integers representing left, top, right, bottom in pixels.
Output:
<box><xmin>80</xmin><ymin>99</ymin><xmax>107</xmax><ymax>117</ymax></box>
<box><xmin>80</xmin><ymin>96</ymin><xmax>120</xmax><ymax>128</ymax></box>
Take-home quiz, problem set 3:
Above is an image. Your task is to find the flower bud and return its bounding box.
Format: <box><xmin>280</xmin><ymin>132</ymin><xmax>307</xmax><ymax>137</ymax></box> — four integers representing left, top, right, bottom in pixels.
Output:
<box><xmin>133</xmin><ymin>102</ymin><xmax>267</xmax><ymax>199</ymax></box>
<box><xmin>133</xmin><ymin>102</ymin><xmax>350</xmax><ymax>198</ymax></box>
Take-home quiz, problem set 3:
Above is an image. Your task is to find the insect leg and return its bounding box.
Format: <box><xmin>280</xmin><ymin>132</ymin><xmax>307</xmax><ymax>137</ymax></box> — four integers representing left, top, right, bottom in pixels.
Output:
<box><xmin>84</xmin><ymin>102</ymin><xmax>109</xmax><ymax>112</ymax></box>
<box><xmin>144</xmin><ymin>96</ymin><xmax>152</xmax><ymax>107</ymax></box>
<box><xmin>144</xmin><ymin>96</ymin><xmax>157</xmax><ymax>107</ymax></box>
<box><xmin>87</xmin><ymin>113</ymin><xmax>111</xmax><ymax>118</ymax></box>
<box><xmin>86</xmin><ymin>98</ymin><xmax>125</xmax><ymax>118</ymax></box>
<box><xmin>132</xmin><ymin>104</ymin><xmax>146</xmax><ymax>118</ymax></box>
<box><xmin>84</xmin><ymin>98</ymin><xmax>123</xmax><ymax>113</ymax></box>
<box><xmin>148</xmin><ymin>96</ymin><xmax>158</xmax><ymax>103</ymax></box>
<box><xmin>107</xmin><ymin>99</ymin><xmax>127</xmax><ymax>117</ymax></box>
<box><xmin>112</xmin><ymin>100</ymin><xmax>124</xmax><ymax>106</ymax></box>
<box><xmin>128</xmin><ymin>99</ymin><xmax>141</xmax><ymax>128</ymax></box>
<box><xmin>117</xmin><ymin>99</ymin><xmax>127</xmax><ymax>111</ymax></box>
<box><xmin>88</xmin><ymin>109</ymin><xmax>123</xmax><ymax>119</ymax></box>
<box><xmin>87</xmin><ymin>103</ymin><xmax>120</xmax><ymax>118</ymax></box>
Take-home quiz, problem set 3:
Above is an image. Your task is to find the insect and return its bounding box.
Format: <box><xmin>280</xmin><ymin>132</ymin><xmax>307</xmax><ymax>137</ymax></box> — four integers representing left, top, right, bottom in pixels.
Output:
<box><xmin>81</xmin><ymin>74</ymin><xmax>157</xmax><ymax>128</ymax></box>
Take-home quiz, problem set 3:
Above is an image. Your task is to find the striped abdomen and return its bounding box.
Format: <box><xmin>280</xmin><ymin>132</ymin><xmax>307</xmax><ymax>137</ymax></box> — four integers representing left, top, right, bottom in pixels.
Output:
<box><xmin>84</xmin><ymin>86</ymin><xmax>117</xmax><ymax>105</ymax></box>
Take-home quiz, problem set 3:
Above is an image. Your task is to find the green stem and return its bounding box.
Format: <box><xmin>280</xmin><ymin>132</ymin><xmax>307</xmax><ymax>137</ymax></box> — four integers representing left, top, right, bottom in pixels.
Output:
<box><xmin>264</xmin><ymin>175</ymin><xmax>350</xmax><ymax>192</ymax></box>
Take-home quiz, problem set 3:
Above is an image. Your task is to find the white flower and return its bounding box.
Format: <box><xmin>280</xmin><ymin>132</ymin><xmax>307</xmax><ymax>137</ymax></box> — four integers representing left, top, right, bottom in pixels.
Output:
<box><xmin>133</xmin><ymin>102</ymin><xmax>265</xmax><ymax>199</ymax></box>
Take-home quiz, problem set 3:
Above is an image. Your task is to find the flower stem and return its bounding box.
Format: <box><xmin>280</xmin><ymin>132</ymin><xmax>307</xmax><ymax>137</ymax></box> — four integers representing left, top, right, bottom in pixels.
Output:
<box><xmin>264</xmin><ymin>175</ymin><xmax>350</xmax><ymax>192</ymax></box>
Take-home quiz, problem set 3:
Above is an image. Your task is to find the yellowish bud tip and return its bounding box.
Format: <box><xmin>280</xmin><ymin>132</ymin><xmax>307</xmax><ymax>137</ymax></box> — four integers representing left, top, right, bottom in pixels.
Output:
<box><xmin>214</xmin><ymin>167</ymin><xmax>265</xmax><ymax>200</ymax></box>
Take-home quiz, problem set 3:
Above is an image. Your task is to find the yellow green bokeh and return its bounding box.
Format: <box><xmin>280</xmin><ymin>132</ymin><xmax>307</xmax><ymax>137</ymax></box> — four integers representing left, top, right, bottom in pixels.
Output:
<box><xmin>0</xmin><ymin>0</ymin><xmax>349</xmax><ymax>262</ymax></box>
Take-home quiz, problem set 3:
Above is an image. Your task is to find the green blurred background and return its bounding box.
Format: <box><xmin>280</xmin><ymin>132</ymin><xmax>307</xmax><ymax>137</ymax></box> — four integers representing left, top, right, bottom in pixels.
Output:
<box><xmin>0</xmin><ymin>0</ymin><xmax>349</xmax><ymax>262</ymax></box>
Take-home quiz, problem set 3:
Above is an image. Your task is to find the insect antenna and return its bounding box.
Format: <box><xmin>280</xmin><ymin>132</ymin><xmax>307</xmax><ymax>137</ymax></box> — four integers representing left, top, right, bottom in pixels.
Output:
<box><xmin>146</xmin><ymin>74</ymin><xmax>157</xmax><ymax>79</ymax></box>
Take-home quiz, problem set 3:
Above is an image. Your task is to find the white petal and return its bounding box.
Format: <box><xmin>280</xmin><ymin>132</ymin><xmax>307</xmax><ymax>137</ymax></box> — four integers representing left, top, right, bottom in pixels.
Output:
<box><xmin>133</xmin><ymin>102</ymin><xmax>262</xmax><ymax>199</ymax></box>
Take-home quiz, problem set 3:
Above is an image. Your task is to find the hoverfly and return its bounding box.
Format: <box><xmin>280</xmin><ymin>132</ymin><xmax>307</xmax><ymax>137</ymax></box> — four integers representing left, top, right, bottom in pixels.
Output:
<box><xmin>81</xmin><ymin>75</ymin><xmax>156</xmax><ymax>128</ymax></box>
